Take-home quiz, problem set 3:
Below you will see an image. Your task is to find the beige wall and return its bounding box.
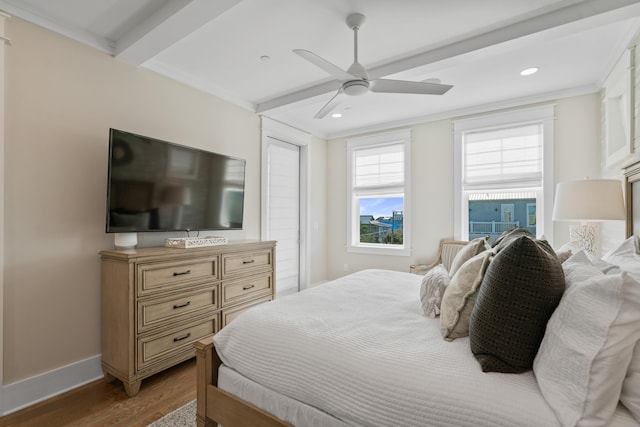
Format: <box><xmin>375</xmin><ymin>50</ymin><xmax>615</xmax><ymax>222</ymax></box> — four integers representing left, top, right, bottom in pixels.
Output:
<box><xmin>326</xmin><ymin>94</ymin><xmax>602</xmax><ymax>280</ymax></box>
<box><xmin>553</xmin><ymin>94</ymin><xmax>604</xmax><ymax>249</ymax></box>
<box><xmin>309</xmin><ymin>135</ymin><xmax>328</xmax><ymax>286</ymax></box>
<box><xmin>3</xmin><ymin>19</ymin><xmax>264</xmax><ymax>383</ymax></box>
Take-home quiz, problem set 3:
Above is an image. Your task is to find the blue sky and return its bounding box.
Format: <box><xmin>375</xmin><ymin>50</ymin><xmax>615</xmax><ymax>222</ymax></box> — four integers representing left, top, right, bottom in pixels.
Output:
<box><xmin>360</xmin><ymin>197</ymin><xmax>403</xmax><ymax>219</ymax></box>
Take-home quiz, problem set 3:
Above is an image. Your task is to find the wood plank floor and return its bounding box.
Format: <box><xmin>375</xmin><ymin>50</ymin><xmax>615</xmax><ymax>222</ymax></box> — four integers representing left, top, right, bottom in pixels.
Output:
<box><xmin>0</xmin><ymin>358</ymin><xmax>196</xmax><ymax>427</ymax></box>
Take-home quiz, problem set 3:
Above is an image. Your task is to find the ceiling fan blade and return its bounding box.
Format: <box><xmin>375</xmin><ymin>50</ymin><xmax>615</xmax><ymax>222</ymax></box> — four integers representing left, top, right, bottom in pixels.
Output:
<box><xmin>314</xmin><ymin>90</ymin><xmax>344</xmax><ymax>119</ymax></box>
<box><xmin>294</xmin><ymin>49</ymin><xmax>356</xmax><ymax>82</ymax></box>
<box><xmin>370</xmin><ymin>79</ymin><xmax>453</xmax><ymax>95</ymax></box>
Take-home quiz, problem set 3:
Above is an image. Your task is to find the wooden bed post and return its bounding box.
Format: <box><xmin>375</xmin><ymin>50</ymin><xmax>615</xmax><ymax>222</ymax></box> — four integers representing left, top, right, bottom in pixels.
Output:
<box><xmin>195</xmin><ymin>334</ymin><xmax>294</xmax><ymax>427</ymax></box>
<box><xmin>195</xmin><ymin>336</ymin><xmax>217</xmax><ymax>427</ymax></box>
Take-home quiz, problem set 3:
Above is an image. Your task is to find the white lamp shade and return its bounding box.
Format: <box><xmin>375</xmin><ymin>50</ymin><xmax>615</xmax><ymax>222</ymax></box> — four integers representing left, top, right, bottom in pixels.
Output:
<box><xmin>552</xmin><ymin>179</ymin><xmax>625</xmax><ymax>221</ymax></box>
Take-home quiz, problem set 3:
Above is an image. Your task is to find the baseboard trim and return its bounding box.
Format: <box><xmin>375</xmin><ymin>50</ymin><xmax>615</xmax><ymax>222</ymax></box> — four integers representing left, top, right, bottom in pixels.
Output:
<box><xmin>1</xmin><ymin>354</ymin><xmax>103</xmax><ymax>415</ymax></box>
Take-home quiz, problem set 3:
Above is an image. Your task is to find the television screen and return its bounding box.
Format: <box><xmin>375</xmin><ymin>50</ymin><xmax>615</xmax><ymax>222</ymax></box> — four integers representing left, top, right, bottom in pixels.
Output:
<box><xmin>106</xmin><ymin>129</ymin><xmax>246</xmax><ymax>233</ymax></box>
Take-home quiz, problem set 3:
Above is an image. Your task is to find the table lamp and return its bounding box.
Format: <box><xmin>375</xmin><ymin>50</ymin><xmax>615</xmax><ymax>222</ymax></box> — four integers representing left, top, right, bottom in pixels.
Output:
<box><xmin>552</xmin><ymin>178</ymin><xmax>625</xmax><ymax>256</ymax></box>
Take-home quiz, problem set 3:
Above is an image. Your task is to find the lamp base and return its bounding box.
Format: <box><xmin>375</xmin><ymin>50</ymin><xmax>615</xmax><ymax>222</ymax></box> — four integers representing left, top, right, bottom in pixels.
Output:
<box><xmin>569</xmin><ymin>223</ymin><xmax>600</xmax><ymax>257</ymax></box>
<box><xmin>114</xmin><ymin>233</ymin><xmax>138</xmax><ymax>250</ymax></box>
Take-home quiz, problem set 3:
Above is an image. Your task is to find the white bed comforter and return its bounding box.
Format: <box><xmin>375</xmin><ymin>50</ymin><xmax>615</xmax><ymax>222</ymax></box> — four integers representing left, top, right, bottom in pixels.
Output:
<box><xmin>214</xmin><ymin>269</ymin><xmax>562</xmax><ymax>427</ymax></box>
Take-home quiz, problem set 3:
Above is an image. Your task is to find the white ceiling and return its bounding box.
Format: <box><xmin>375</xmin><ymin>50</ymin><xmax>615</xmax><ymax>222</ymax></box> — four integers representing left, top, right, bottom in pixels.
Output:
<box><xmin>1</xmin><ymin>0</ymin><xmax>640</xmax><ymax>139</ymax></box>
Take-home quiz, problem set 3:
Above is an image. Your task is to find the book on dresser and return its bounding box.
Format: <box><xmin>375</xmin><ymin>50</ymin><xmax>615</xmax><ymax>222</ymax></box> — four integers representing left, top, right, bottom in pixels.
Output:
<box><xmin>100</xmin><ymin>239</ymin><xmax>276</xmax><ymax>396</ymax></box>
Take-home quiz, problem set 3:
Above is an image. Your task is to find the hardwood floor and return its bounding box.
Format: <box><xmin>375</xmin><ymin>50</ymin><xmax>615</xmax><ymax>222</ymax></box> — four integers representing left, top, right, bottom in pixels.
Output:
<box><xmin>0</xmin><ymin>358</ymin><xmax>196</xmax><ymax>427</ymax></box>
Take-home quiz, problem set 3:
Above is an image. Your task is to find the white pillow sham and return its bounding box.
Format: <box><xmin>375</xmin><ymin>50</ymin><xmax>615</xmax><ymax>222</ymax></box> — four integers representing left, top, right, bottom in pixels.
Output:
<box><xmin>621</xmin><ymin>342</ymin><xmax>640</xmax><ymax>423</ymax></box>
<box><xmin>533</xmin><ymin>252</ymin><xmax>640</xmax><ymax>427</ymax></box>
<box><xmin>603</xmin><ymin>236</ymin><xmax>640</xmax><ymax>277</ymax></box>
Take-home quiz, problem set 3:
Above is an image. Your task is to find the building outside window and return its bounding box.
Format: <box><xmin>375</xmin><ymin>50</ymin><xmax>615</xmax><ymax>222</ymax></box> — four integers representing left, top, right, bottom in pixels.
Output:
<box><xmin>454</xmin><ymin>106</ymin><xmax>554</xmax><ymax>243</ymax></box>
<box><xmin>347</xmin><ymin>130</ymin><xmax>411</xmax><ymax>255</ymax></box>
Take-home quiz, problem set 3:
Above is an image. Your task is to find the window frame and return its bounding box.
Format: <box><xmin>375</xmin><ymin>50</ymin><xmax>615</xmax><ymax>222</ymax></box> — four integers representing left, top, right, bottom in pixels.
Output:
<box><xmin>346</xmin><ymin>129</ymin><xmax>412</xmax><ymax>256</ymax></box>
<box><xmin>453</xmin><ymin>105</ymin><xmax>554</xmax><ymax>242</ymax></box>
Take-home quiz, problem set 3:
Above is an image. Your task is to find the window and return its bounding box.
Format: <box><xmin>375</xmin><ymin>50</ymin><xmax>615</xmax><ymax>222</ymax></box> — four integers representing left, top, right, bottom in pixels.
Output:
<box><xmin>527</xmin><ymin>203</ymin><xmax>537</xmax><ymax>227</ymax></box>
<box><xmin>454</xmin><ymin>106</ymin><xmax>554</xmax><ymax>243</ymax></box>
<box><xmin>347</xmin><ymin>130</ymin><xmax>411</xmax><ymax>255</ymax></box>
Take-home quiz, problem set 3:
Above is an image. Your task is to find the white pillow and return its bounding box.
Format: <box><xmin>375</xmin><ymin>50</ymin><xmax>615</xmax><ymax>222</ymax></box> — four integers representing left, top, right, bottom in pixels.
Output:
<box><xmin>419</xmin><ymin>264</ymin><xmax>450</xmax><ymax>318</ymax></box>
<box><xmin>572</xmin><ymin>249</ymin><xmax>621</xmax><ymax>275</ymax></box>
<box><xmin>621</xmin><ymin>342</ymin><xmax>640</xmax><ymax>423</ymax></box>
<box><xmin>533</xmin><ymin>253</ymin><xmax>640</xmax><ymax>427</ymax></box>
<box><xmin>448</xmin><ymin>237</ymin><xmax>488</xmax><ymax>277</ymax></box>
<box><xmin>555</xmin><ymin>240</ymin><xmax>583</xmax><ymax>264</ymax></box>
<box><xmin>440</xmin><ymin>251</ymin><xmax>492</xmax><ymax>341</ymax></box>
<box><xmin>603</xmin><ymin>236</ymin><xmax>640</xmax><ymax>277</ymax></box>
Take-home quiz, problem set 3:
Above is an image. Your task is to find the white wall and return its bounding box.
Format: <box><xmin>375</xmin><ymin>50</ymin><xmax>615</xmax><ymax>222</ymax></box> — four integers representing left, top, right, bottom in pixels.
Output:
<box><xmin>326</xmin><ymin>94</ymin><xmax>602</xmax><ymax>280</ymax></box>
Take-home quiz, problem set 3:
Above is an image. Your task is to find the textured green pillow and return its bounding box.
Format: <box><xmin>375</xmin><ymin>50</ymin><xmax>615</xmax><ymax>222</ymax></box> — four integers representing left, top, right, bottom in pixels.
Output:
<box><xmin>491</xmin><ymin>227</ymin><xmax>534</xmax><ymax>252</ymax></box>
<box><xmin>469</xmin><ymin>235</ymin><xmax>565</xmax><ymax>373</ymax></box>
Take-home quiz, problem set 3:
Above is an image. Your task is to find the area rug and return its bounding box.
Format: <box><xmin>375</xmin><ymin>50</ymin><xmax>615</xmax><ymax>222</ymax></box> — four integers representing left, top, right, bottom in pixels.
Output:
<box><xmin>148</xmin><ymin>400</ymin><xmax>196</xmax><ymax>427</ymax></box>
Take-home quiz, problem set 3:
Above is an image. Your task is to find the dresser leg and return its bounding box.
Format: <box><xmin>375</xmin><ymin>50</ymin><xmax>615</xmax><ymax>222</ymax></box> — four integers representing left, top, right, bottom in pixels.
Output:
<box><xmin>124</xmin><ymin>380</ymin><xmax>142</xmax><ymax>397</ymax></box>
<box><xmin>103</xmin><ymin>370</ymin><xmax>116</xmax><ymax>383</ymax></box>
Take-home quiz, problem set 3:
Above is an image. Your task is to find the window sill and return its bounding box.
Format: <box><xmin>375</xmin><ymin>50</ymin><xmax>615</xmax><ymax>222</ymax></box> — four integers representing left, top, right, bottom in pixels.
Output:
<box><xmin>347</xmin><ymin>244</ymin><xmax>411</xmax><ymax>257</ymax></box>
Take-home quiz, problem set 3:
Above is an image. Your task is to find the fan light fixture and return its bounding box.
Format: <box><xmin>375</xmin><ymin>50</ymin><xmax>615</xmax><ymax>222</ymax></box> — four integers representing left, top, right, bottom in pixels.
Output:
<box><xmin>343</xmin><ymin>80</ymin><xmax>369</xmax><ymax>96</ymax></box>
<box><xmin>293</xmin><ymin>13</ymin><xmax>453</xmax><ymax>119</ymax></box>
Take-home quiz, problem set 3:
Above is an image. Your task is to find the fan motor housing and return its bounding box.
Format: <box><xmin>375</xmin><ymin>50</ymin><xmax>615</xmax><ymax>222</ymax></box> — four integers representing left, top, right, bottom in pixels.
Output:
<box><xmin>343</xmin><ymin>80</ymin><xmax>369</xmax><ymax>96</ymax></box>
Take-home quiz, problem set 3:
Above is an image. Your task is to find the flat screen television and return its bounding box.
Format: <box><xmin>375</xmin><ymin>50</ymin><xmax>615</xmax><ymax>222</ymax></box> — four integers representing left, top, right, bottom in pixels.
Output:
<box><xmin>106</xmin><ymin>129</ymin><xmax>246</xmax><ymax>233</ymax></box>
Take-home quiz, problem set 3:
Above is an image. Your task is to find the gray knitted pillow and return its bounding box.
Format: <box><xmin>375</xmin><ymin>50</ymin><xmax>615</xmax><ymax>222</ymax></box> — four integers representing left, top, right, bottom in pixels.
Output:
<box><xmin>469</xmin><ymin>235</ymin><xmax>565</xmax><ymax>373</ymax></box>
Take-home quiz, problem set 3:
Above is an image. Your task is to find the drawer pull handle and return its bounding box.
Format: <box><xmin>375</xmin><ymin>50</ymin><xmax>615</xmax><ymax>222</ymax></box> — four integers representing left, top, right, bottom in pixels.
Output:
<box><xmin>243</xmin><ymin>259</ymin><xmax>255</xmax><ymax>264</ymax></box>
<box><xmin>243</xmin><ymin>284</ymin><xmax>255</xmax><ymax>291</ymax></box>
<box><xmin>173</xmin><ymin>301</ymin><xmax>191</xmax><ymax>309</ymax></box>
<box><xmin>173</xmin><ymin>333</ymin><xmax>191</xmax><ymax>342</ymax></box>
<box><xmin>173</xmin><ymin>270</ymin><xmax>191</xmax><ymax>277</ymax></box>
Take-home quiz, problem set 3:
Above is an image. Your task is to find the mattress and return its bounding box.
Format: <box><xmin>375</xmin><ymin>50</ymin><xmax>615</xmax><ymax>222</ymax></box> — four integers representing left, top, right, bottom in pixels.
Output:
<box><xmin>214</xmin><ymin>269</ymin><xmax>639</xmax><ymax>427</ymax></box>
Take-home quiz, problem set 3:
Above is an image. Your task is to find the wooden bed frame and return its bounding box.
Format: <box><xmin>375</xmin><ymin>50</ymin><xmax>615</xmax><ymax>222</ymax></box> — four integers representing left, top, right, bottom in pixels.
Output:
<box><xmin>195</xmin><ymin>161</ymin><xmax>640</xmax><ymax>427</ymax></box>
<box><xmin>194</xmin><ymin>336</ymin><xmax>292</xmax><ymax>427</ymax></box>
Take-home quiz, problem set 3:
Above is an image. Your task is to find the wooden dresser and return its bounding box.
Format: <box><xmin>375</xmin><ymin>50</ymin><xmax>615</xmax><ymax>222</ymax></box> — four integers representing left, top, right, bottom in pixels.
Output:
<box><xmin>100</xmin><ymin>240</ymin><xmax>276</xmax><ymax>396</ymax></box>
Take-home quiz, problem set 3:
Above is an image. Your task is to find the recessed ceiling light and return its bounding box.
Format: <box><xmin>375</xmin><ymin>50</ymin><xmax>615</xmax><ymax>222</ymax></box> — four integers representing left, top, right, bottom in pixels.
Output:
<box><xmin>260</xmin><ymin>55</ymin><xmax>271</xmax><ymax>61</ymax></box>
<box><xmin>520</xmin><ymin>67</ymin><xmax>538</xmax><ymax>76</ymax></box>
<box><xmin>331</xmin><ymin>113</ymin><xmax>343</xmax><ymax>118</ymax></box>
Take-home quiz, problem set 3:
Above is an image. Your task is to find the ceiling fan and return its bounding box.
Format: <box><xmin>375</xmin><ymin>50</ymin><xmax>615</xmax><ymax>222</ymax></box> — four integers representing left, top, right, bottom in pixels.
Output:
<box><xmin>294</xmin><ymin>13</ymin><xmax>453</xmax><ymax>119</ymax></box>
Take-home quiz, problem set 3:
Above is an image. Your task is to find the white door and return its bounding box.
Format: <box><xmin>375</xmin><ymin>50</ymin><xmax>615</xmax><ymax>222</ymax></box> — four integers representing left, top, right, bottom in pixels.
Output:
<box><xmin>265</xmin><ymin>138</ymin><xmax>300</xmax><ymax>297</ymax></box>
<box><xmin>501</xmin><ymin>204</ymin><xmax>515</xmax><ymax>222</ymax></box>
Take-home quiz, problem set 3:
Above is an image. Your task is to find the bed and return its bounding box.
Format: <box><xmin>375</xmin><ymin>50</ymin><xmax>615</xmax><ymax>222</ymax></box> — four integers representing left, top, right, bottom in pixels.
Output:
<box><xmin>195</xmin><ymin>168</ymin><xmax>640</xmax><ymax>427</ymax></box>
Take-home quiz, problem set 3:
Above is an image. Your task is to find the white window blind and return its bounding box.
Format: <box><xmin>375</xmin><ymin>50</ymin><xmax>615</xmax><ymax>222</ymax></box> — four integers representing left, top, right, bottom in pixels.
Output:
<box><xmin>353</xmin><ymin>143</ymin><xmax>404</xmax><ymax>196</ymax></box>
<box><xmin>463</xmin><ymin>123</ymin><xmax>542</xmax><ymax>190</ymax></box>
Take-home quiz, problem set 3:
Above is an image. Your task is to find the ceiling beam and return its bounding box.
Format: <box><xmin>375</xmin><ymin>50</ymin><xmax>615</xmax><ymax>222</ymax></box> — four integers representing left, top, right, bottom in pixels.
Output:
<box><xmin>256</xmin><ymin>0</ymin><xmax>640</xmax><ymax>114</ymax></box>
<box><xmin>115</xmin><ymin>0</ymin><xmax>242</xmax><ymax>65</ymax></box>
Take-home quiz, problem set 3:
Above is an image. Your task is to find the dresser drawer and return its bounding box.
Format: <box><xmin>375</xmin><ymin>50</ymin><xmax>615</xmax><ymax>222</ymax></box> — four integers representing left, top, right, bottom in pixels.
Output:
<box><xmin>222</xmin><ymin>250</ymin><xmax>272</xmax><ymax>278</ymax></box>
<box><xmin>137</xmin><ymin>316</ymin><xmax>218</xmax><ymax>370</ymax></box>
<box><xmin>222</xmin><ymin>295</ymin><xmax>272</xmax><ymax>326</ymax></box>
<box><xmin>137</xmin><ymin>256</ymin><xmax>219</xmax><ymax>296</ymax></box>
<box><xmin>137</xmin><ymin>285</ymin><xmax>219</xmax><ymax>333</ymax></box>
<box><xmin>222</xmin><ymin>273</ymin><xmax>272</xmax><ymax>306</ymax></box>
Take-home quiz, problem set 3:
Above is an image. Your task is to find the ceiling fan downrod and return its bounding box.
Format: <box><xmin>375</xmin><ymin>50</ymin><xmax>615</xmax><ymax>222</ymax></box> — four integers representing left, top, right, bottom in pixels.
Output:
<box><xmin>344</xmin><ymin>13</ymin><xmax>368</xmax><ymax>94</ymax></box>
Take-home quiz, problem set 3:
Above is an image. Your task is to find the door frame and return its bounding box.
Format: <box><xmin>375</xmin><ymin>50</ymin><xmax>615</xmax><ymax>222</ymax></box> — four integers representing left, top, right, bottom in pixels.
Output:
<box><xmin>260</xmin><ymin>117</ymin><xmax>310</xmax><ymax>291</ymax></box>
